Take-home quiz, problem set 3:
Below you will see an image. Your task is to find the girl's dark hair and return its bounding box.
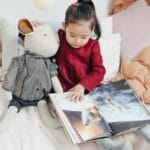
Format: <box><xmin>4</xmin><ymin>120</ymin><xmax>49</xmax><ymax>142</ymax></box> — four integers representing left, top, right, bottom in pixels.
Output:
<box><xmin>65</xmin><ymin>0</ymin><xmax>101</xmax><ymax>39</ymax></box>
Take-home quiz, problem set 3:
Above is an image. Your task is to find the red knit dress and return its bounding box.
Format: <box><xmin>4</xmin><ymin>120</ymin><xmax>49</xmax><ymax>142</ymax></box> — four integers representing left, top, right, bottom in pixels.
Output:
<box><xmin>56</xmin><ymin>29</ymin><xmax>106</xmax><ymax>92</ymax></box>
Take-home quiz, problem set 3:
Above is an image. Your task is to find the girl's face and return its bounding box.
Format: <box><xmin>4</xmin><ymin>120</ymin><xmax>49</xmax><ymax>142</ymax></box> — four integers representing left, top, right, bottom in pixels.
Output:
<box><xmin>63</xmin><ymin>20</ymin><xmax>93</xmax><ymax>49</ymax></box>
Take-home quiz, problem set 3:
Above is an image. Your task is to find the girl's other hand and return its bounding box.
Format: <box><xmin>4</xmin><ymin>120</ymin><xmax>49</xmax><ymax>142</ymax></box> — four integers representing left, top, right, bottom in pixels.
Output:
<box><xmin>67</xmin><ymin>84</ymin><xmax>85</xmax><ymax>102</ymax></box>
<box><xmin>31</xmin><ymin>20</ymin><xmax>43</xmax><ymax>27</ymax></box>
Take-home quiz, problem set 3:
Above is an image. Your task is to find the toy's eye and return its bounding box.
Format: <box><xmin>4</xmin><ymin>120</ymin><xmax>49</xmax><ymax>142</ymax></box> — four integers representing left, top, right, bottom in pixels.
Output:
<box><xmin>44</xmin><ymin>34</ymin><xmax>47</xmax><ymax>36</ymax></box>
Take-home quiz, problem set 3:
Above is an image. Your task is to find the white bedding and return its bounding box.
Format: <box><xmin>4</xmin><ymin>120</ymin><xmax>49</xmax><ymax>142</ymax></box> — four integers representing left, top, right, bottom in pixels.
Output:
<box><xmin>0</xmin><ymin>83</ymin><xmax>150</xmax><ymax>150</ymax></box>
<box><xmin>0</xmin><ymin>84</ymin><xmax>79</xmax><ymax>150</ymax></box>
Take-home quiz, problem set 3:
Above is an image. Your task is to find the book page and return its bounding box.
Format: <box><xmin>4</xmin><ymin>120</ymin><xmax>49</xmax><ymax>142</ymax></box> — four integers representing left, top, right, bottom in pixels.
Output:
<box><xmin>50</xmin><ymin>94</ymin><xmax>82</xmax><ymax>143</ymax></box>
<box><xmin>52</xmin><ymin>93</ymin><xmax>94</xmax><ymax>111</ymax></box>
<box><xmin>63</xmin><ymin>109</ymin><xmax>112</xmax><ymax>141</ymax></box>
<box><xmin>49</xmin><ymin>79</ymin><xmax>150</xmax><ymax>141</ymax></box>
<box><xmin>88</xmin><ymin>80</ymin><xmax>150</xmax><ymax>123</ymax></box>
<box><xmin>87</xmin><ymin>79</ymin><xmax>150</xmax><ymax>134</ymax></box>
<box><xmin>50</xmin><ymin>93</ymin><xmax>112</xmax><ymax>142</ymax></box>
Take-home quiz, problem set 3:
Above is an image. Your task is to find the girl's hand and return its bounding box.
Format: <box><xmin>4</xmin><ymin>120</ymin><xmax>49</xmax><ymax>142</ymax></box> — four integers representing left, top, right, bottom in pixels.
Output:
<box><xmin>67</xmin><ymin>84</ymin><xmax>85</xmax><ymax>102</ymax></box>
<box><xmin>31</xmin><ymin>20</ymin><xmax>43</xmax><ymax>27</ymax></box>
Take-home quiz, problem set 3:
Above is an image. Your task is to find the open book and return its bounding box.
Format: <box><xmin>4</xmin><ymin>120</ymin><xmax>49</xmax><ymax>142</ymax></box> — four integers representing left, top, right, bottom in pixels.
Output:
<box><xmin>49</xmin><ymin>79</ymin><xmax>150</xmax><ymax>144</ymax></box>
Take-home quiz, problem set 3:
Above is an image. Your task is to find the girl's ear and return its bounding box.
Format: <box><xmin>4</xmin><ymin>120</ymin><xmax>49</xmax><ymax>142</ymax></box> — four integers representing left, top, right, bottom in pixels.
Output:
<box><xmin>62</xmin><ymin>22</ymin><xmax>66</xmax><ymax>29</ymax></box>
<box><xmin>18</xmin><ymin>18</ymin><xmax>34</xmax><ymax>35</ymax></box>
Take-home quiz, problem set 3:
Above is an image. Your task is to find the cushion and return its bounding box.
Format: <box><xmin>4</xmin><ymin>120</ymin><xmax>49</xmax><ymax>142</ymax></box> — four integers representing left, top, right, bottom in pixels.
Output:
<box><xmin>121</xmin><ymin>47</ymin><xmax>150</xmax><ymax>103</ymax></box>
<box><xmin>99</xmin><ymin>33</ymin><xmax>121</xmax><ymax>82</ymax></box>
<box><xmin>133</xmin><ymin>47</ymin><xmax>150</xmax><ymax>68</ymax></box>
<box><xmin>109</xmin><ymin>0</ymin><xmax>137</xmax><ymax>15</ymax></box>
<box><xmin>0</xmin><ymin>18</ymin><xmax>24</xmax><ymax>81</ymax></box>
<box><xmin>99</xmin><ymin>16</ymin><xmax>113</xmax><ymax>37</ymax></box>
<box><xmin>0</xmin><ymin>18</ymin><xmax>19</xmax><ymax>71</ymax></box>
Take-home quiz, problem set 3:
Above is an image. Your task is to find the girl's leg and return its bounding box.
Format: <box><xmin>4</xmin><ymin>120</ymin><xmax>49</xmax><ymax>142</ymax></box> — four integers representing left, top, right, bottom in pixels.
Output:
<box><xmin>97</xmin><ymin>137</ymin><xmax>132</xmax><ymax>150</ymax></box>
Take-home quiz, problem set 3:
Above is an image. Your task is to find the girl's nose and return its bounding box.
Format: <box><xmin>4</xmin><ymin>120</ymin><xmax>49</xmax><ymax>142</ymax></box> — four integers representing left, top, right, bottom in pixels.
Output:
<box><xmin>75</xmin><ymin>38</ymin><xmax>81</xmax><ymax>44</ymax></box>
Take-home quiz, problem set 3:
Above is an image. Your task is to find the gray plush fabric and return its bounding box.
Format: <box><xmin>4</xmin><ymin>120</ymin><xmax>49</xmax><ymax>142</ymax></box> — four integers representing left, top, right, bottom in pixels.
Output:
<box><xmin>2</xmin><ymin>51</ymin><xmax>58</xmax><ymax>101</ymax></box>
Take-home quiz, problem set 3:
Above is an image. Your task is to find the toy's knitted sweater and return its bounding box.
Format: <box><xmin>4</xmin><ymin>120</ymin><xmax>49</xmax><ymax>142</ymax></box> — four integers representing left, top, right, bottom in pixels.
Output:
<box><xmin>2</xmin><ymin>51</ymin><xmax>58</xmax><ymax>101</ymax></box>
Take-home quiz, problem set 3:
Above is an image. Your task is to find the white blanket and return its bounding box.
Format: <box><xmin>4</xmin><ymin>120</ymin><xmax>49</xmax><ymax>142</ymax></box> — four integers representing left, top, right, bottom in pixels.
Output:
<box><xmin>0</xmin><ymin>85</ymin><xmax>79</xmax><ymax>150</ymax></box>
<box><xmin>0</xmin><ymin>84</ymin><xmax>150</xmax><ymax>150</ymax></box>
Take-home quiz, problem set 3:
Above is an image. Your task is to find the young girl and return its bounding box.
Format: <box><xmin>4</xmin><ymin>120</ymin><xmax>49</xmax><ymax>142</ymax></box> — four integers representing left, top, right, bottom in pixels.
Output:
<box><xmin>55</xmin><ymin>0</ymin><xmax>132</xmax><ymax>150</ymax></box>
<box><xmin>32</xmin><ymin>0</ymin><xmax>149</xmax><ymax>149</ymax></box>
<box><xmin>56</xmin><ymin>0</ymin><xmax>105</xmax><ymax>101</ymax></box>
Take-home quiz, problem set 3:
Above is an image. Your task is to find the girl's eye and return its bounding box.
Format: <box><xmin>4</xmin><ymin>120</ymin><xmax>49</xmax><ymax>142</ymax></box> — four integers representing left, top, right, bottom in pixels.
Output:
<box><xmin>71</xmin><ymin>35</ymin><xmax>75</xmax><ymax>37</ymax></box>
<box><xmin>82</xmin><ymin>37</ymin><xmax>87</xmax><ymax>39</ymax></box>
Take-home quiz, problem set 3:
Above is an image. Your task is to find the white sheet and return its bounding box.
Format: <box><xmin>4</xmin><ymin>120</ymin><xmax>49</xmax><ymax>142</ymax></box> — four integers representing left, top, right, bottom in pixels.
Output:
<box><xmin>0</xmin><ymin>84</ymin><xmax>79</xmax><ymax>150</ymax></box>
<box><xmin>0</xmin><ymin>83</ymin><xmax>150</xmax><ymax>150</ymax></box>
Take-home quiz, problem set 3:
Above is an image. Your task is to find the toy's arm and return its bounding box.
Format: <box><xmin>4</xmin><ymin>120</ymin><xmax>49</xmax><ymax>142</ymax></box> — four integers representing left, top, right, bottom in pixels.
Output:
<box><xmin>50</xmin><ymin>60</ymin><xmax>63</xmax><ymax>93</ymax></box>
<box><xmin>51</xmin><ymin>76</ymin><xmax>63</xmax><ymax>93</ymax></box>
<box><xmin>2</xmin><ymin>58</ymin><xmax>19</xmax><ymax>92</ymax></box>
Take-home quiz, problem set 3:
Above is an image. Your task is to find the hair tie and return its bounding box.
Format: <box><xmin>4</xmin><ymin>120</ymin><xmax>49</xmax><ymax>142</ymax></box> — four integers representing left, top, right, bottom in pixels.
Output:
<box><xmin>70</xmin><ymin>2</ymin><xmax>80</xmax><ymax>7</ymax></box>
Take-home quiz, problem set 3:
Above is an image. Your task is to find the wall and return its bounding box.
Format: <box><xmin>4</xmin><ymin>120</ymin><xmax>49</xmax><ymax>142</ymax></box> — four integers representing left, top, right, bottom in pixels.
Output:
<box><xmin>113</xmin><ymin>0</ymin><xmax>150</xmax><ymax>60</ymax></box>
<box><xmin>0</xmin><ymin>0</ymin><xmax>111</xmax><ymax>24</ymax></box>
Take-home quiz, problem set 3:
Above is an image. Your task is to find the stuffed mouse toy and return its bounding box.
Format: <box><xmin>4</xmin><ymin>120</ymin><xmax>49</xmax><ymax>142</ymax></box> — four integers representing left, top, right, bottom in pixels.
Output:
<box><xmin>0</xmin><ymin>18</ymin><xmax>63</xmax><ymax>133</ymax></box>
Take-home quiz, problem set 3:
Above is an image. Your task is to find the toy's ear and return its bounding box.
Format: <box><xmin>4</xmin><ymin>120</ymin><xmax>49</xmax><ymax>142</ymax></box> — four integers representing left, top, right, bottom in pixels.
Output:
<box><xmin>18</xmin><ymin>18</ymin><xmax>34</xmax><ymax>35</ymax></box>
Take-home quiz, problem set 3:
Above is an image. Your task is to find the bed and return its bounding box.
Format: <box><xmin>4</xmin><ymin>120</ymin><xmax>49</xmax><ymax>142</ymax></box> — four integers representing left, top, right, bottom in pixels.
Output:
<box><xmin>0</xmin><ymin>1</ymin><xmax>150</xmax><ymax>149</ymax></box>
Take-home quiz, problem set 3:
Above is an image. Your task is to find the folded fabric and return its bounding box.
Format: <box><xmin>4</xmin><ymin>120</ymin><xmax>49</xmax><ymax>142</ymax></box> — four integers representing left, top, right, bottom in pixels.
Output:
<box><xmin>109</xmin><ymin>0</ymin><xmax>137</xmax><ymax>15</ymax></box>
<box><xmin>121</xmin><ymin>47</ymin><xmax>150</xmax><ymax>103</ymax></box>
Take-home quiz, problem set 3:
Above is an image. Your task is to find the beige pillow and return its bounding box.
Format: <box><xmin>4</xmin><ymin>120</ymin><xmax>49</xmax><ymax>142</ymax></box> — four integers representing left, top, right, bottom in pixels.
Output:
<box><xmin>121</xmin><ymin>47</ymin><xmax>150</xmax><ymax>104</ymax></box>
<box><xmin>109</xmin><ymin>0</ymin><xmax>137</xmax><ymax>15</ymax></box>
<box><xmin>133</xmin><ymin>47</ymin><xmax>150</xmax><ymax>68</ymax></box>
